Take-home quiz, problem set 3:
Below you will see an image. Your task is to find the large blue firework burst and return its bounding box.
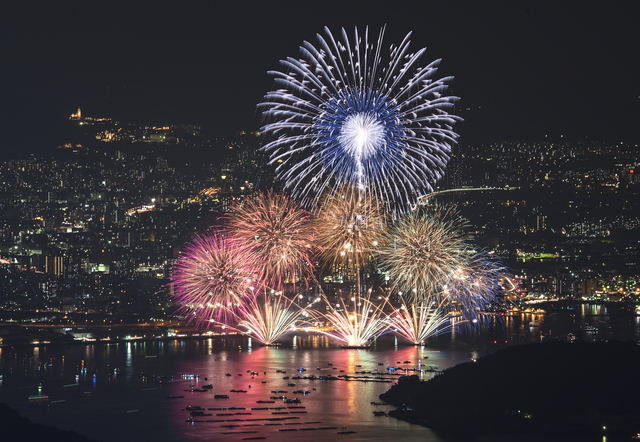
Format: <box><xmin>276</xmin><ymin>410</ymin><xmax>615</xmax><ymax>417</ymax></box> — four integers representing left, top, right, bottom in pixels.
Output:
<box><xmin>260</xmin><ymin>26</ymin><xmax>461</xmax><ymax>215</ymax></box>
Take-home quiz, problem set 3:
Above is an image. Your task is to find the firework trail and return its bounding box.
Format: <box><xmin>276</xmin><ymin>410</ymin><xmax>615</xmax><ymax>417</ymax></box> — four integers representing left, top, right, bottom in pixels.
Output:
<box><xmin>236</xmin><ymin>294</ymin><xmax>307</xmax><ymax>345</ymax></box>
<box><xmin>314</xmin><ymin>186</ymin><xmax>385</xmax><ymax>271</ymax></box>
<box><xmin>386</xmin><ymin>297</ymin><xmax>456</xmax><ymax>345</ymax></box>
<box><xmin>171</xmin><ymin>231</ymin><xmax>260</xmax><ymax>327</ymax></box>
<box><xmin>378</xmin><ymin>203</ymin><xmax>468</xmax><ymax>301</ymax></box>
<box><xmin>312</xmin><ymin>289</ymin><xmax>390</xmax><ymax>347</ymax></box>
<box><xmin>260</xmin><ymin>26</ymin><xmax>461</xmax><ymax>215</ymax></box>
<box><xmin>226</xmin><ymin>191</ymin><xmax>315</xmax><ymax>290</ymax></box>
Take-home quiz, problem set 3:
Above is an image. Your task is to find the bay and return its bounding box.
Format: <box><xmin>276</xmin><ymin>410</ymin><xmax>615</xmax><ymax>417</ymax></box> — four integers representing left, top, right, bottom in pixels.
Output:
<box><xmin>1</xmin><ymin>302</ymin><xmax>638</xmax><ymax>442</ymax></box>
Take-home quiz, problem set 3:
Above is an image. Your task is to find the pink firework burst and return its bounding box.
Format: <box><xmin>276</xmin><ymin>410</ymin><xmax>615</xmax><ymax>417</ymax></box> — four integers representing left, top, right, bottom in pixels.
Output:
<box><xmin>171</xmin><ymin>231</ymin><xmax>260</xmax><ymax>328</ymax></box>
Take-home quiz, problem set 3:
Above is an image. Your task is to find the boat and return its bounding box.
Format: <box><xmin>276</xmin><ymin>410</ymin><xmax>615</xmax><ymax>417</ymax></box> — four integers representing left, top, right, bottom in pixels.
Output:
<box><xmin>579</xmin><ymin>325</ymin><xmax>598</xmax><ymax>332</ymax></box>
<box><xmin>186</xmin><ymin>406</ymin><xmax>205</xmax><ymax>411</ymax></box>
<box><xmin>167</xmin><ymin>395</ymin><xmax>184</xmax><ymax>399</ymax></box>
<box><xmin>214</xmin><ymin>394</ymin><xmax>230</xmax><ymax>399</ymax></box>
<box><xmin>202</xmin><ymin>384</ymin><xmax>213</xmax><ymax>389</ymax></box>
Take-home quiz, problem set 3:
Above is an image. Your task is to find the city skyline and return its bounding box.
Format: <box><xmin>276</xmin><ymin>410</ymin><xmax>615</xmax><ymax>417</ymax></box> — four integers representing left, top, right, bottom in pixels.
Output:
<box><xmin>1</xmin><ymin>1</ymin><xmax>639</xmax><ymax>156</ymax></box>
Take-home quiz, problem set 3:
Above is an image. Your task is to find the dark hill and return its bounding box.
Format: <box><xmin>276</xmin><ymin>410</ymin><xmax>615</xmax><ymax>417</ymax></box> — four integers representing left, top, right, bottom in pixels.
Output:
<box><xmin>380</xmin><ymin>340</ymin><xmax>640</xmax><ymax>436</ymax></box>
<box><xmin>0</xmin><ymin>403</ymin><xmax>101</xmax><ymax>442</ymax></box>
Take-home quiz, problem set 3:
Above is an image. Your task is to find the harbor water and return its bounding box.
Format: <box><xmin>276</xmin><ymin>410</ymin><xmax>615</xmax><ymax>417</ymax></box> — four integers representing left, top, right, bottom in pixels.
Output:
<box><xmin>1</xmin><ymin>302</ymin><xmax>638</xmax><ymax>442</ymax></box>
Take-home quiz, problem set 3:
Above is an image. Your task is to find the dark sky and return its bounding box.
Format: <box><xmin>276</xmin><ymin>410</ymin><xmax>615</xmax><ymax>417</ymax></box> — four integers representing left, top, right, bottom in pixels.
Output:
<box><xmin>1</xmin><ymin>1</ymin><xmax>639</xmax><ymax>152</ymax></box>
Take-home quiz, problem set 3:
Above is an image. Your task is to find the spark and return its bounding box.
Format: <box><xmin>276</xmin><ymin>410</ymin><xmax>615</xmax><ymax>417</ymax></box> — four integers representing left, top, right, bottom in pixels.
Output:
<box><xmin>226</xmin><ymin>191</ymin><xmax>315</xmax><ymax>290</ymax></box>
<box><xmin>378</xmin><ymin>203</ymin><xmax>468</xmax><ymax>301</ymax></box>
<box><xmin>237</xmin><ymin>295</ymin><xmax>306</xmax><ymax>346</ymax></box>
<box><xmin>386</xmin><ymin>297</ymin><xmax>456</xmax><ymax>345</ymax></box>
<box><xmin>260</xmin><ymin>26</ymin><xmax>461</xmax><ymax>215</ymax></box>
<box><xmin>314</xmin><ymin>186</ymin><xmax>385</xmax><ymax>271</ymax></box>
<box><xmin>170</xmin><ymin>231</ymin><xmax>259</xmax><ymax>327</ymax></box>
<box><xmin>312</xmin><ymin>290</ymin><xmax>390</xmax><ymax>347</ymax></box>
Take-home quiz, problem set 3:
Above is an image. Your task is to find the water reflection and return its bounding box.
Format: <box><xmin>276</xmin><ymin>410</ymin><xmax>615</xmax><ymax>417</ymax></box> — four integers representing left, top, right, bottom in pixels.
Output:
<box><xmin>1</xmin><ymin>304</ymin><xmax>639</xmax><ymax>442</ymax></box>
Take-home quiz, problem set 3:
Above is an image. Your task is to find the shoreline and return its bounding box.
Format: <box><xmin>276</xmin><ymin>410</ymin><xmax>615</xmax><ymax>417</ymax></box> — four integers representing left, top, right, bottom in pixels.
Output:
<box><xmin>380</xmin><ymin>340</ymin><xmax>640</xmax><ymax>437</ymax></box>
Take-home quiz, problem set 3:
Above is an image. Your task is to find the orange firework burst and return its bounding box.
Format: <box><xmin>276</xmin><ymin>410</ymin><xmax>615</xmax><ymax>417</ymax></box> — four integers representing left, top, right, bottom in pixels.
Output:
<box><xmin>314</xmin><ymin>187</ymin><xmax>385</xmax><ymax>271</ymax></box>
<box><xmin>226</xmin><ymin>191</ymin><xmax>315</xmax><ymax>290</ymax></box>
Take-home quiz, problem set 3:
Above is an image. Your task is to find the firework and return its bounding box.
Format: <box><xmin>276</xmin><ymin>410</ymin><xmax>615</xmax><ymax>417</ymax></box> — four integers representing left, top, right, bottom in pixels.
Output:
<box><xmin>314</xmin><ymin>187</ymin><xmax>385</xmax><ymax>271</ymax></box>
<box><xmin>441</xmin><ymin>251</ymin><xmax>510</xmax><ymax>322</ymax></box>
<box><xmin>226</xmin><ymin>191</ymin><xmax>315</xmax><ymax>290</ymax></box>
<box><xmin>237</xmin><ymin>294</ymin><xmax>306</xmax><ymax>345</ymax></box>
<box><xmin>378</xmin><ymin>203</ymin><xmax>468</xmax><ymax>301</ymax></box>
<box><xmin>312</xmin><ymin>289</ymin><xmax>389</xmax><ymax>347</ymax></box>
<box><xmin>171</xmin><ymin>231</ymin><xmax>260</xmax><ymax>327</ymax></box>
<box><xmin>260</xmin><ymin>26</ymin><xmax>461</xmax><ymax>214</ymax></box>
<box><xmin>386</xmin><ymin>298</ymin><xmax>455</xmax><ymax>345</ymax></box>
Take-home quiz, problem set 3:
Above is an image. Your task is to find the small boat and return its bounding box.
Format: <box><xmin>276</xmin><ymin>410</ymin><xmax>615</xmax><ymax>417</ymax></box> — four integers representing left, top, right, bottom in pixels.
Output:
<box><xmin>186</xmin><ymin>406</ymin><xmax>205</xmax><ymax>411</ymax></box>
<box><xmin>214</xmin><ymin>394</ymin><xmax>230</xmax><ymax>399</ymax></box>
<box><xmin>225</xmin><ymin>373</ymin><xmax>232</xmax><ymax>377</ymax></box>
<box><xmin>202</xmin><ymin>384</ymin><xmax>213</xmax><ymax>389</ymax></box>
<box><xmin>167</xmin><ymin>395</ymin><xmax>184</xmax><ymax>399</ymax></box>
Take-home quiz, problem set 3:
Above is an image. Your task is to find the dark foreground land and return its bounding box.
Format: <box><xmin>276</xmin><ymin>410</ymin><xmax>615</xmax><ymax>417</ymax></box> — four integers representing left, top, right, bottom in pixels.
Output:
<box><xmin>381</xmin><ymin>340</ymin><xmax>640</xmax><ymax>437</ymax></box>
<box><xmin>0</xmin><ymin>403</ymin><xmax>100</xmax><ymax>442</ymax></box>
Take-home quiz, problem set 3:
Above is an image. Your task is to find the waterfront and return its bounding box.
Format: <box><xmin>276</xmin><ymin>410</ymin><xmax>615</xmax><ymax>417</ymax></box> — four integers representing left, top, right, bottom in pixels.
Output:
<box><xmin>1</xmin><ymin>302</ymin><xmax>639</xmax><ymax>441</ymax></box>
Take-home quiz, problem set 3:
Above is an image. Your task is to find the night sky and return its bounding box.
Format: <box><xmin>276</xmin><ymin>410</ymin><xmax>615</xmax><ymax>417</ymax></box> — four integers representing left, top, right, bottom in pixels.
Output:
<box><xmin>1</xmin><ymin>1</ymin><xmax>639</xmax><ymax>153</ymax></box>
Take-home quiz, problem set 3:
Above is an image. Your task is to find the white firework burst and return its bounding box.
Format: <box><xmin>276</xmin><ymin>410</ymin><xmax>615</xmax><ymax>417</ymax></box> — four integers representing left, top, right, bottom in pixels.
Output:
<box><xmin>260</xmin><ymin>26</ymin><xmax>461</xmax><ymax>215</ymax></box>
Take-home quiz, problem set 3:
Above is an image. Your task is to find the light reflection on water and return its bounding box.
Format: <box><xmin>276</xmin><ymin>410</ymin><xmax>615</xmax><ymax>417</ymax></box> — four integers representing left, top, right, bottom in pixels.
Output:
<box><xmin>0</xmin><ymin>303</ymin><xmax>638</xmax><ymax>442</ymax></box>
<box><xmin>0</xmin><ymin>335</ymin><xmax>471</xmax><ymax>442</ymax></box>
